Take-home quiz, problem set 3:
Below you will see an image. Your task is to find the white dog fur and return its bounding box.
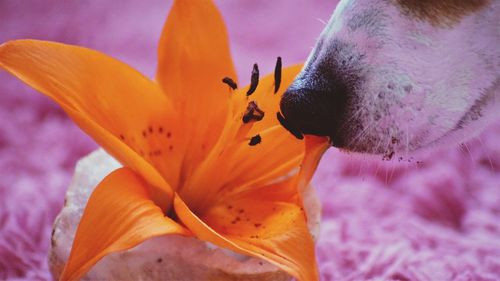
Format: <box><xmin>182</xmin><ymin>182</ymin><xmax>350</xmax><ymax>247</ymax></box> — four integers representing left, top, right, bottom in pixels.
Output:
<box><xmin>281</xmin><ymin>0</ymin><xmax>500</xmax><ymax>158</ymax></box>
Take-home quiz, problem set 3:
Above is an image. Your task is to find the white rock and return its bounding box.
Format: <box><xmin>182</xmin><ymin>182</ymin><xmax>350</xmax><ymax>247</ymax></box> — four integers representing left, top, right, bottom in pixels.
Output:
<box><xmin>49</xmin><ymin>149</ymin><xmax>321</xmax><ymax>281</ymax></box>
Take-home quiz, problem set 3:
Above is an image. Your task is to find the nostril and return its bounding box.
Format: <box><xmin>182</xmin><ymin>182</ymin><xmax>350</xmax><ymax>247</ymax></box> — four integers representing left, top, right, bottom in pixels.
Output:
<box><xmin>279</xmin><ymin>84</ymin><xmax>348</xmax><ymax>146</ymax></box>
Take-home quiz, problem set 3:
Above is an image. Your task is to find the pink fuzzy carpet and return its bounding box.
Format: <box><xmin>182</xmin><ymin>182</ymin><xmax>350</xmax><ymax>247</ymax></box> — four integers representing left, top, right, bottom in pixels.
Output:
<box><xmin>1</xmin><ymin>1</ymin><xmax>499</xmax><ymax>280</ymax></box>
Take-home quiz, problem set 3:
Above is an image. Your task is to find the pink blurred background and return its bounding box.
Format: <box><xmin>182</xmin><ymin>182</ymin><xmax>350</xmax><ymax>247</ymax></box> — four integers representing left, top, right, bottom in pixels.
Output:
<box><xmin>1</xmin><ymin>1</ymin><xmax>499</xmax><ymax>280</ymax></box>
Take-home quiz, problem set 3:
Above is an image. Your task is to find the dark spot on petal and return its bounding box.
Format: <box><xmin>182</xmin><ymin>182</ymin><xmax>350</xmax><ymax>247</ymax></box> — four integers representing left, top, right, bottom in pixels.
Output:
<box><xmin>159</xmin><ymin>127</ymin><xmax>164</xmax><ymax>133</ymax></box>
<box><xmin>166</xmin><ymin>132</ymin><xmax>172</xmax><ymax>138</ymax></box>
<box><xmin>227</xmin><ymin>205</ymin><xmax>233</xmax><ymax>209</ymax></box>
<box><xmin>119</xmin><ymin>134</ymin><xmax>125</xmax><ymax>140</ymax></box>
<box><xmin>148</xmin><ymin>126</ymin><xmax>153</xmax><ymax>133</ymax></box>
<box><xmin>142</xmin><ymin>131</ymin><xmax>147</xmax><ymax>137</ymax></box>
<box><xmin>157</xmin><ymin>258</ymin><xmax>163</xmax><ymax>263</ymax></box>
<box><xmin>254</xmin><ymin>223</ymin><xmax>262</xmax><ymax>228</ymax></box>
<box><xmin>238</xmin><ymin>209</ymin><xmax>244</xmax><ymax>214</ymax></box>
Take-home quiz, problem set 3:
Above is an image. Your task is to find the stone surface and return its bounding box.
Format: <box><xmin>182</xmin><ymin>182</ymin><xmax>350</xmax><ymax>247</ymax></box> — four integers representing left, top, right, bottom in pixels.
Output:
<box><xmin>49</xmin><ymin>149</ymin><xmax>321</xmax><ymax>281</ymax></box>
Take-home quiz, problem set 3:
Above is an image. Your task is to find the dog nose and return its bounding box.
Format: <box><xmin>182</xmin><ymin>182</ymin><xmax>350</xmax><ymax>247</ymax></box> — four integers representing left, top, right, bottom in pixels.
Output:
<box><xmin>279</xmin><ymin>83</ymin><xmax>348</xmax><ymax>147</ymax></box>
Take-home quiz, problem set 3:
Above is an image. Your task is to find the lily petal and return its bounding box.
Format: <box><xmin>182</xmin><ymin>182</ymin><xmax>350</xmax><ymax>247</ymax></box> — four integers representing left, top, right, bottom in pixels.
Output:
<box><xmin>60</xmin><ymin>168</ymin><xmax>188</xmax><ymax>281</ymax></box>
<box><xmin>156</xmin><ymin>0</ymin><xmax>237</xmax><ymax>177</ymax></box>
<box><xmin>174</xmin><ymin>183</ymin><xmax>318</xmax><ymax>281</ymax></box>
<box><xmin>0</xmin><ymin>40</ymin><xmax>181</xmax><ymax>205</ymax></box>
<box><xmin>62</xmin><ymin>105</ymin><xmax>173</xmax><ymax>208</ymax></box>
<box><xmin>296</xmin><ymin>135</ymin><xmax>330</xmax><ymax>194</ymax></box>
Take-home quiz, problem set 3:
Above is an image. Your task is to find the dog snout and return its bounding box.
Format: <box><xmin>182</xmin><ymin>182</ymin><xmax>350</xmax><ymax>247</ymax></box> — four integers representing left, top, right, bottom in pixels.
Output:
<box><xmin>279</xmin><ymin>80</ymin><xmax>349</xmax><ymax>147</ymax></box>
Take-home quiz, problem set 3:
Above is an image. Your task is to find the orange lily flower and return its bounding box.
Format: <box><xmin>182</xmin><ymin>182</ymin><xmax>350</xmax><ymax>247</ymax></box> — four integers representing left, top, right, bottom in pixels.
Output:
<box><xmin>0</xmin><ymin>1</ymin><xmax>329</xmax><ymax>280</ymax></box>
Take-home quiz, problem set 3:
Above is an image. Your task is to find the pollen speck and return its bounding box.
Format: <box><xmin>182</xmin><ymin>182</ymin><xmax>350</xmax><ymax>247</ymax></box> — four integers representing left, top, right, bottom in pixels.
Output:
<box><xmin>274</xmin><ymin>57</ymin><xmax>282</xmax><ymax>94</ymax></box>
<box><xmin>249</xmin><ymin>134</ymin><xmax>261</xmax><ymax>146</ymax></box>
<box><xmin>222</xmin><ymin>77</ymin><xmax>238</xmax><ymax>90</ymax></box>
<box><xmin>243</xmin><ymin>101</ymin><xmax>265</xmax><ymax>123</ymax></box>
<box><xmin>246</xmin><ymin>63</ymin><xmax>259</xmax><ymax>96</ymax></box>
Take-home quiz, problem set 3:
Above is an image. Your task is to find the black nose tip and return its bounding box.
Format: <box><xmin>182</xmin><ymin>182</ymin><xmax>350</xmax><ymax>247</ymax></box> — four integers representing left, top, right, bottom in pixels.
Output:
<box><xmin>279</xmin><ymin>85</ymin><xmax>348</xmax><ymax>147</ymax></box>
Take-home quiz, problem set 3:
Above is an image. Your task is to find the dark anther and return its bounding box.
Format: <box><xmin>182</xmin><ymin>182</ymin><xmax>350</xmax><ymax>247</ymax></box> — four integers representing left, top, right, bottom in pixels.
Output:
<box><xmin>246</xmin><ymin>63</ymin><xmax>259</xmax><ymax>96</ymax></box>
<box><xmin>276</xmin><ymin>112</ymin><xmax>304</xmax><ymax>140</ymax></box>
<box><xmin>274</xmin><ymin>57</ymin><xmax>282</xmax><ymax>94</ymax></box>
<box><xmin>242</xmin><ymin>101</ymin><xmax>265</xmax><ymax>123</ymax></box>
<box><xmin>222</xmin><ymin>77</ymin><xmax>238</xmax><ymax>90</ymax></box>
<box><xmin>248</xmin><ymin>134</ymin><xmax>262</xmax><ymax>146</ymax></box>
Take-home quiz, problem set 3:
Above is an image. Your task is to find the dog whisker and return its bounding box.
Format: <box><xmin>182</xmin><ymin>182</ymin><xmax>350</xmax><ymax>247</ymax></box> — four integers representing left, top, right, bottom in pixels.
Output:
<box><xmin>462</xmin><ymin>142</ymin><xmax>476</xmax><ymax>167</ymax></box>
<box><xmin>476</xmin><ymin>136</ymin><xmax>494</xmax><ymax>170</ymax></box>
<box><xmin>315</xmin><ymin>18</ymin><xmax>327</xmax><ymax>26</ymax></box>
